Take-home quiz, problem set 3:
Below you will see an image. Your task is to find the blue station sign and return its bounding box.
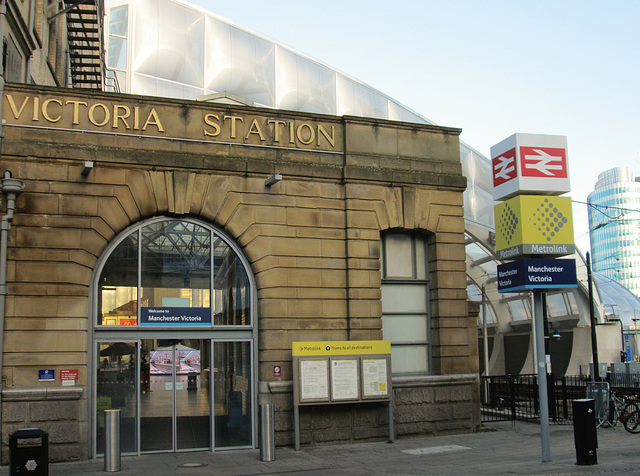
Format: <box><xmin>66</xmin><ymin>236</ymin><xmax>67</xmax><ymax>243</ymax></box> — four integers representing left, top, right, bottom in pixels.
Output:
<box><xmin>498</xmin><ymin>258</ymin><xmax>577</xmax><ymax>293</ymax></box>
<box><xmin>140</xmin><ymin>307</ymin><xmax>211</xmax><ymax>325</ymax></box>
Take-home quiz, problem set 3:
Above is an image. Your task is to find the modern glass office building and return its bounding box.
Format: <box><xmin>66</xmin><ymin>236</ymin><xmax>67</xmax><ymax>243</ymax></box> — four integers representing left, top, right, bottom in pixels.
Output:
<box><xmin>588</xmin><ymin>167</ymin><xmax>640</xmax><ymax>299</ymax></box>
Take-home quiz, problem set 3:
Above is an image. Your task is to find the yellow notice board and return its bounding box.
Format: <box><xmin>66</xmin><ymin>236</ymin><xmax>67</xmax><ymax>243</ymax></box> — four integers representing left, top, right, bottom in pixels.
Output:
<box><xmin>292</xmin><ymin>340</ymin><xmax>391</xmax><ymax>357</ymax></box>
<box><xmin>292</xmin><ymin>341</ymin><xmax>392</xmax><ymax>405</ymax></box>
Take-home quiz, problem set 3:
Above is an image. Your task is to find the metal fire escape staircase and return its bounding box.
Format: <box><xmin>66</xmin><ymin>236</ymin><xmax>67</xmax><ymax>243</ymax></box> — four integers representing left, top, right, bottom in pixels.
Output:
<box><xmin>51</xmin><ymin>0</ymin><xmax>105</xmax><ymax>89</ymax></box>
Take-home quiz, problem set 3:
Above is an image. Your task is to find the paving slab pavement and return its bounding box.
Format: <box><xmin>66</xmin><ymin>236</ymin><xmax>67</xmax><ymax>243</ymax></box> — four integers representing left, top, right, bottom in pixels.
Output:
<box><xmin>4</xmin><ymin>420</ymin><xmax>640</xmax><ymax>475</ymax></box>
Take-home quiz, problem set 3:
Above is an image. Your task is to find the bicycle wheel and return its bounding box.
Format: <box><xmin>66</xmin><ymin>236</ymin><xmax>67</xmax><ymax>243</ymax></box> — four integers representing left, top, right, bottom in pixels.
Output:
<box><xmin>621</xmin><ymin>402</ymin><xmax>639</xmax><ymax>424</ymax></box>
<box><xmin>623</xmin><ymin>409</ymin><xmax>640</xmax><ymax>433</ymax></box>
<box><xmin>609</xmin><ymin>405</ymin><xmax>620</xmax><ymax>427</ymax></box>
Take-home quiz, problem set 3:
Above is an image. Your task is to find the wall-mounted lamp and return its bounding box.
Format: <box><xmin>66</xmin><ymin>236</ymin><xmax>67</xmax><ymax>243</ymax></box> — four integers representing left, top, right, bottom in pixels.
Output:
<box><xmin>81</xmin><ymin>161</ymin><xmax>94</xmax><ymax>177</ymax></box>
<box><xmin>551</xmin><ymin>329</ymin><xmax>562</xmax><ymax>341</ymax></box>
<box><xmin>265</xmin><ymin>173</ymin><xmax>282</xmax><ymax>188</ymax></box>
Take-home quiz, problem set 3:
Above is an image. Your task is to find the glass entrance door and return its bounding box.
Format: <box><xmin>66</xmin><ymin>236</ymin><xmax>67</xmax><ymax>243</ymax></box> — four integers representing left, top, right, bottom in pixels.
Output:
<box><xmin>176</xmin><ymin>339</ymin><xmax>210</xmax><ymax>450</ymax></box>
<box><xmin>140</xmin><ymin>339</ymin><xmax>210</xmax><ymax>452</ymax></box>
<box><xmin>96</xmin><ymin>341</ymin><xmax>138</xmax><ymax>455</ymax></box>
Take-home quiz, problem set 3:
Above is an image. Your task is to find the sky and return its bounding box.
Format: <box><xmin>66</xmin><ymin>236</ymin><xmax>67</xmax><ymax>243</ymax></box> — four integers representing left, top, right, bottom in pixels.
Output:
<box><xmin>181</xmin><ymin>0</ymin><xmax>640</xmax><ymax>254</ymax></box>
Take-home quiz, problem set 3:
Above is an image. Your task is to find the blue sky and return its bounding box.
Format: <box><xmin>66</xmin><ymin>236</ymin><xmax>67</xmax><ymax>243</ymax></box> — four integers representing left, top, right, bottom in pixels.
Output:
<box><xmin>183</xmin><ymin>0</ymin><xmax>639</xmax><ymax>253</ymax></box>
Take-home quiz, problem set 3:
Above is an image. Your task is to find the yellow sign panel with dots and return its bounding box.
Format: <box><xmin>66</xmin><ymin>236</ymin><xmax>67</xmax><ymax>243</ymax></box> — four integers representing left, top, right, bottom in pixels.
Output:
<box><xmin>494</xmin><ymin>195</ymin><xmax>575</xmax><ymax>259</ymax></box>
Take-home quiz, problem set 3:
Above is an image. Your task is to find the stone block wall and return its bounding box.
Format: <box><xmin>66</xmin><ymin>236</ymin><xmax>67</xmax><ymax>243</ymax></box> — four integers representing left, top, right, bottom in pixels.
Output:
<box><xmin>393</xmin><ymin>375</ymin><xmax>478</xmax><ymax>436</ymax></box>
<box><xmin>1</xmin><ymin>388</ymin><xmax>85</xmax><ymax>463</ymax></box>
<box><xmin>262</xmin><ymin>382</ymin><xmax>391</xmax><ymax>446</ymax></box>
<box><xmin>263</xmin><ymin>374</ymin><xmax>479</xmax><ymax>447</ymax></box>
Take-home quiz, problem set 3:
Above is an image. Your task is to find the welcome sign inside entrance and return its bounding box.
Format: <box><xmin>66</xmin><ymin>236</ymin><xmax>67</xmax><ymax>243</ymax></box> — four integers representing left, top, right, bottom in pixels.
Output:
<box><xmin>140</xmin><ymin>307</ymin><xmax>211</xmax><ymax>325</ymax></box>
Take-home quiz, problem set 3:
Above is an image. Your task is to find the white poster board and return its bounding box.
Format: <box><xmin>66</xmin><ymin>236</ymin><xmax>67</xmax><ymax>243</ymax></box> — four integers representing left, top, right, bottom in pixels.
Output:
<box><xmin>299</xmin><ymin>359</ymin><xmax>329</xmax><ymax>402</ymax></box>
<box><xmin>362</xmin><ymin>358</ymin><xmax>388</xmax><ymax>398</ymax></box>
<box><xmin>331</xmin><ymin>359</ymin><xmax>359</xmax><ymax>401</ymax></box>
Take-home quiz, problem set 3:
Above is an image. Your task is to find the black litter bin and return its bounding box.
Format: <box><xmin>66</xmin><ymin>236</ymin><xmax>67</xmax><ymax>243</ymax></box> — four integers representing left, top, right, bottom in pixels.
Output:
<box><xmin>572</xmin><ymin>398</ymin><xmax>597</xmax><ymax>465</ymax></box>
<box><xmin>9</xmin><ymin>428</ymin><xmax>48</xmax><ymax>475</ymax></box>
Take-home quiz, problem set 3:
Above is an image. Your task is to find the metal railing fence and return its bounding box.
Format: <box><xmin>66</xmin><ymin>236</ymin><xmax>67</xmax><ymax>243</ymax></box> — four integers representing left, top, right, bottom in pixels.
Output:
<box><xmin>480</xmin><ymin>373</ymin><xmax>640</xmax><ymax>423</ymax></box>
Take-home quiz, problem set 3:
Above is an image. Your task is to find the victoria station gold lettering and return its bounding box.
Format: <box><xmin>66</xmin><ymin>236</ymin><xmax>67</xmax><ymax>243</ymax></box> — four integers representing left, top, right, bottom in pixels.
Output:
<box><xmin>5</xmin><ymin>94</ymin><xmax>336</xmax><ymax>149</ymax></box>
<box><xmin>203</xmin><ymin>113</ymin><xmax>334</xmax><ymax>147</ymax></box>
<box><xmin>7</xmin><ymin>95</ymin><xmax>164</xmax><ymax>131</ymax></box>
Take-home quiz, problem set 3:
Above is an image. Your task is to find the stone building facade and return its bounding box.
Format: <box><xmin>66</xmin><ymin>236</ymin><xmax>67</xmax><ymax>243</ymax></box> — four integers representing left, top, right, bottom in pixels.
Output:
<box><xmin>0</xmin><ymin>83</ymin><xmax>478</xmax><ymax>461</ymax></box>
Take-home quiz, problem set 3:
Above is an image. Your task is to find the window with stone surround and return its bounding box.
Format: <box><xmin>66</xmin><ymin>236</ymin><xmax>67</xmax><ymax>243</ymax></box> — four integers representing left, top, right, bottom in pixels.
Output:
<box><xmin>380</xmin><ymin>232</ymin><xmax>431</xmax><ymax>375</ymax></box>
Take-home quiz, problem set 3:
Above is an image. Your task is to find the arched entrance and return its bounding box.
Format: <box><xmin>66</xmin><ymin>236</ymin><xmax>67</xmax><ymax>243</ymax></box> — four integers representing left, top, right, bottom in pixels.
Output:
<box><xmin>91</xmin><ymin>217</ymin><xmax>257</xmax><ymax>456</ymax></box>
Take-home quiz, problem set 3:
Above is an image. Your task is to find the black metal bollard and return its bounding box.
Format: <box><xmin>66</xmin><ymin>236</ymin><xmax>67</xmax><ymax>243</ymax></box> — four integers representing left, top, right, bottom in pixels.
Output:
<box><xmin>572</xmin><ymin>399</ymin><xmax>598</xmax><ymax>465</ymax></box>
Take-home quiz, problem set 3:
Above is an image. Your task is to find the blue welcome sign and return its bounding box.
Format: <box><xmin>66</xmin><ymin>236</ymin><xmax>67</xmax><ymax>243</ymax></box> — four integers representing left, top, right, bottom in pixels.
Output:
<box><xmin>140</xmin><ymin>307</ymin><xmax>211</xmax><ymax>325</ymax></box>
<box><xmin>498</xmin><ymin>258</ymin><xmax>577</xmax><ymax>293</ymax></box>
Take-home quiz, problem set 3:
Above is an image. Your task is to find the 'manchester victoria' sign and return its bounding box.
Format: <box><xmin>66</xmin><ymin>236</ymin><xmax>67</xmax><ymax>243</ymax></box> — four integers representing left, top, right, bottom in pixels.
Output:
<box><xmin>498</xmin><ymin>258</ymin><xmax>578</xmax><ymax>293</ymax></box>
<box><xmin>140</xmin><ymin>307</ymin><xmax>211</xmax><ymax>325</ymax></box>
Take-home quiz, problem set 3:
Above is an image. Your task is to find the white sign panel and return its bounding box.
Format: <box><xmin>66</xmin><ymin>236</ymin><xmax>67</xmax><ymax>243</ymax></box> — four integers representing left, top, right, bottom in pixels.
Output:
<box><xmin>300</xmin><ymin>359</ymin><xmax>329</xmax><ymax>400</ymax></box>
<box><xmin>362</xmin><ymin>358</ymin><xmax>389</xmax><ymax>397</ymax></box>
<box><xmin>331</xmin><ymin>359</ymin><xmax>359</xmax><ymax>401</ymax></box>
<box><xmin>491</xmin><ymin>133</ymin><xmax>570</xmax><ymax>201</ymax></box>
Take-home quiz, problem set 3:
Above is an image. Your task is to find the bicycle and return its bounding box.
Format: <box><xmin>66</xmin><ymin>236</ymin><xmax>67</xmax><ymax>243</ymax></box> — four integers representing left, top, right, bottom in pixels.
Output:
<box><xmin>600</xmin><ymin>391</ymin><xmax>639</xmax><ymax>428</ymax></box>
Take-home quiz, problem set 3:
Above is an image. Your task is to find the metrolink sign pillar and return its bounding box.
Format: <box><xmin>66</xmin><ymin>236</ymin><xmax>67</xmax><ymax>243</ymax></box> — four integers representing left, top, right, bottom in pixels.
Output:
<box><xmin>492</xmin><ymin>133</ymin><xmax>576</xmax><ymax>463</ymax></box>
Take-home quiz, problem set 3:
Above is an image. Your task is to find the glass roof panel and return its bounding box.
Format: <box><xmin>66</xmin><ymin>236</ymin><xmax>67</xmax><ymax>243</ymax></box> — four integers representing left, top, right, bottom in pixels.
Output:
<box><xmin>467</xmin><ymin>283</ymin><xmax>482</xmax><ymax>302</ymax></box>
<box><xmin>595</xmin><ymin>272</ymin><xmax>640</xmax><ymax>329</ymax></box>
<box><xmin>478</xmin><ymin>261</ymin><xmax>497</xmax><ymax>277</ymax></box>
<box><xmin>336</xmin><ymin>75</ymin><xmax>388</xmax><ymax>119</ymax></box>
<box><xmin>508</xmin><ymin>300</ymin><xmax>530</xmax><ymax>321</ymax></box>
<box><xmin>547</xmin><ymin>293</ymin><xmax>568</xmax><ymax>318</ymax></box>
<box><xmin>276</xmin><ymin>48</ymin><xmax>336</xmax><ymax>114</ymax></box>
<box><xmin>133</xmin><ymin>0</ymin><xmax>205</xmax><ymax>87</ymax></box>
<box><xmin>205</xmin><ymin>16</ymin><xmax>276</xmax><ymax>107</ymax></box>
<box><xmin>465</xmin><ymin>241</ymin><xmax>489</xmax><ymax>261</ymax></box>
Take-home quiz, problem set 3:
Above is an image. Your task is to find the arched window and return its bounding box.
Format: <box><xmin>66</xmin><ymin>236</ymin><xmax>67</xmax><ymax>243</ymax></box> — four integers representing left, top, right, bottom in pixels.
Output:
<box><xmin>96</xmin><ymin>218</ymin><xmax>252</xmax><ymax>327</ymax></box>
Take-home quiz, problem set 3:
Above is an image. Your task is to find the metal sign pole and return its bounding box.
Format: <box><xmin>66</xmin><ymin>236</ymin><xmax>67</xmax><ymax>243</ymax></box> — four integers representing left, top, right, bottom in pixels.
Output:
<box><xmin>586</xmin><ymin>252</ymin><xmax>600</xmax><ymax>381</ymax></box>
<box><xmin>294</xmin><ymin>404</ymin><xmax>300</xmax><ymax>451</ymax></box>
<box><xmin>533</xmin><ymin>289</ymin><xmax>551</xmax><ymax>462</ymax></box>
<box><xmin>388</xmin><ymin>400</ymin><xmax>395</xmax><ymax>443</ymax></box>
<box><xmin>482</xmin><ymin>286</ymin><xmax>489</xmax><ymax>376</ymax></box>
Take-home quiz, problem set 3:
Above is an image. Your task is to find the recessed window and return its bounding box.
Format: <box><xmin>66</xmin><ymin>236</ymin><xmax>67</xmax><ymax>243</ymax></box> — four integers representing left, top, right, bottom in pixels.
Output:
<box><xmin>381</xmin><ymin>233</ymin><xmax>430</xmax><ymax>375</ymax></box>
